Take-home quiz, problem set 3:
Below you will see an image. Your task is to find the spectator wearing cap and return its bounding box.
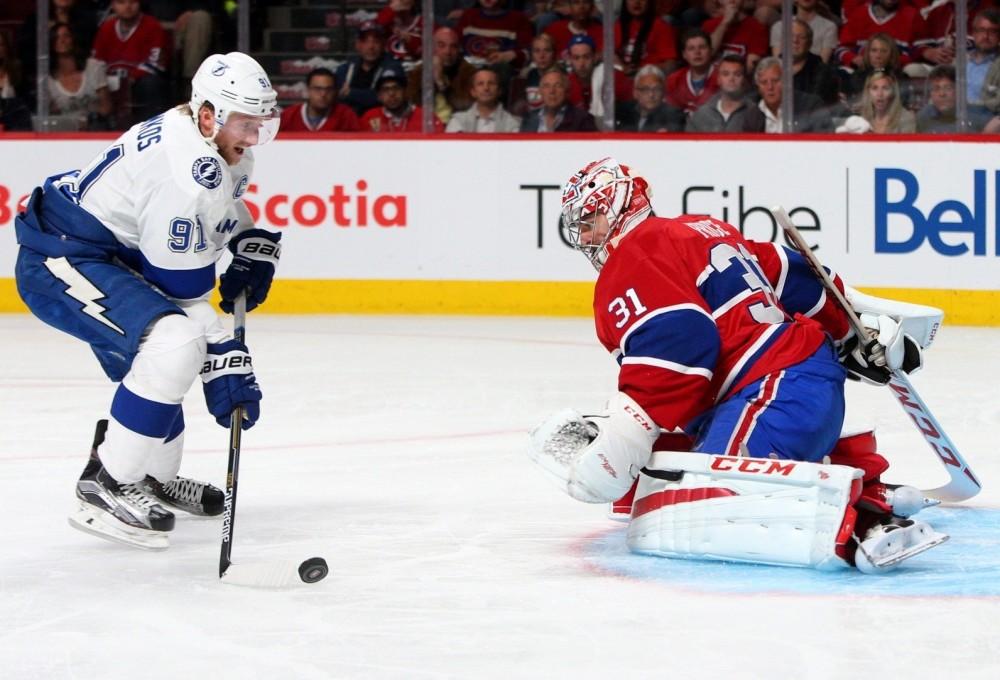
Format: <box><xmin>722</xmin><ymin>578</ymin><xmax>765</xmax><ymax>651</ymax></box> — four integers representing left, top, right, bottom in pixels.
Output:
<box><xmin>566</xmin><ymin>34</ymin><xmax>598</xmax><ymax>111</ymax></box>
<box><xmin>361</xmin><ymin>66</ymin><xmax>444</xmax><ymax>132</ymax></box>
<box><xmin>544</xmin><ymin>0</ymin><xmax>603</xmax><ymax>60</ymax></box>
<box><xmin>520</xmin><ymin>69</ymin><xmax>597</xmax><ymax>131</ymax></box>
<box><xmin>406</xmin><ymin>26</ymin><xmax>477</xmax><ymax>124</ymax></box>
<box><xmin>446</xmin><ymin>66</ymin><xmax>522</xmax><ymax>132</ymax></box>
<box><xmin>280</xmin><ymin>67</ymin><xmax>360</xmax><ymax>132</ymax></box>
<box><xmin>336</xmin><ymin>20</ymin><xmax>405</xmax><ymax>116</ymax></box>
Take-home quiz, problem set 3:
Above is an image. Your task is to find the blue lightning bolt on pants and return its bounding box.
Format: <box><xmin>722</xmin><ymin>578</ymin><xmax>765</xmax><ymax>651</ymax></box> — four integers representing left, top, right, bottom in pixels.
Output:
<box><xmin>14</xmin><ymin>180</ymin><xmax>181</xmax><ymax>382</ymax></box>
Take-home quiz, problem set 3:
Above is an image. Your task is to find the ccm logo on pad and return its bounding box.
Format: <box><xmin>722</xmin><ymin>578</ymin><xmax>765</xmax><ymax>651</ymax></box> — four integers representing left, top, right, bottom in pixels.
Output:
<box><xmin>710</xmin><ymin>456</ymin><xmax>796</xmax><ymax>476</ymax></box>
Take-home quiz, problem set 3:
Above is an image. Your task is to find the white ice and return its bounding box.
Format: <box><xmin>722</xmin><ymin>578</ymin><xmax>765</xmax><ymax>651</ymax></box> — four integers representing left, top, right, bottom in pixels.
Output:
<box><xmin>1</xmin><ymin>314</ymin><xmax>998</xmax><ymax>679</ymax></box>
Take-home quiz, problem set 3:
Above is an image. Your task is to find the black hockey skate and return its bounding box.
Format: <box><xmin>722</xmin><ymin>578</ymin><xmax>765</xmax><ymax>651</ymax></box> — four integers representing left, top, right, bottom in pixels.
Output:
<box><xmin>145</xmin><ymin>475</ymin><xmax>225</xmax><ymax>517</ymax></box>
<box><xmin>68</xmin><ymin>420</ymin><xmax>175</xmax><ymax>551</ymax></box>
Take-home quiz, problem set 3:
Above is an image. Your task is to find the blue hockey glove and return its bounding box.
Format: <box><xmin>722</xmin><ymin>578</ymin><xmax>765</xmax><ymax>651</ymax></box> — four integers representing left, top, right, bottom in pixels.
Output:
<box><xmin>200</xmin><ymin>339</ymin><xmax>262</xmax><ymax>430</ymax></box>
<box><xmin>219</xmin><ymin>229</ymin><xmax>281</xmax><ymax>313</ymax></box>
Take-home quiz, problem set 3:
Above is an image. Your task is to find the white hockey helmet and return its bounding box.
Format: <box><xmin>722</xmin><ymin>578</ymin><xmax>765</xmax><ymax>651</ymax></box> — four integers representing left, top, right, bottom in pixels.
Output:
<box><xmin>190</xmin><ymin>52</ymin><xmax>280</xmax><ymax>144</ymax></box>
<box><xmin>560</xmin><ymin>158</ymin><xmax>653</xmax><ymax>270</ymax></box>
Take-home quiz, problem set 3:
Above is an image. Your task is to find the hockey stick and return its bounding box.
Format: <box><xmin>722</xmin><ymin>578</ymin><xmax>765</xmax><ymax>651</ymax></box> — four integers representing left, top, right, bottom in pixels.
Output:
<box><xmin>219</xmin><ymin>292</ymin><xmax>330</xmax><ymax>586</ymax></box>
<box><xmin>770</xmin><ymin>206</ymin><xmax>981</xmax><ymax>502</ymax></box>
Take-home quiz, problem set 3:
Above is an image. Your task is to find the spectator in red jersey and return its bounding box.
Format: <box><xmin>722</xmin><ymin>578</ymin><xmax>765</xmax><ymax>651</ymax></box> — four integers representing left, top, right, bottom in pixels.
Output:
<box><xmin>566</xmin><ymin>33</ymin><xmax>598</xmax><ymax>110</ymax></box>
<box><xmin>336</xmin><ymin>21</ymin><xmax>404</xmax><ymax>117</ymax></box>
<box><xmin>836</xmin><ymin>0</ymin><xmax>926</xmax><ymax>70</ymax></box>
<box><xmin>916</xmin><ymin>1</ymin><xmax>1000</xmax><ymax>67</ymax></box>
<box><xmin>616</xmin><ymin>0</ymin><xmax>679</xmax><ymax>77</ymax></box>
<box><xmin>280</xmin><ymin>67</ymin><xmax>360</xmax><ymax>132</ymax></box>
<box><xmin>456</xmin><ymin>0</ymin><xmax>535</xmax><ymax>72</ymax></box>
<box><xmin>520</xmin><ymin>68</ymin><xmax>598</xmax><ymax>130</ymax></box>
<box><xmin>508</xmin><ymin>32</ymin><xmax>560</xmax><ymax>116</ymax></box>
<box><xmin>666</xmin><ymin>28</ymin><xmax>719</xmax><ymax>114</ymax></box>
<box><xmin>360</xmin><ymin>65</ymin><xmax>444</xmax><ymax>132</ymax></box>
<box><xmin>91</xmin><ymin>0</ymin><xmax>171</xmax><ymax>125</ymax></box>
<box><xmin>687</xmin><ymin>54</ymin><xmax>753</xmax><ymax>131</ymax></box>
<box><xmin>544</xmin><ymin>0</ymin><xmax>604</xmax><ymax>59</ymax></box>
<box><xmin>377</xmin><ymin>0</ymin><xmax>424</xmax><ymax>71</ymax></box>
<box><xmin>47</xmin><ymin>22</ymin><xmax>113</xmax><ymax>129</ymax></box>
<box><xmin>406</xmin><ymin>26</ymin><xmax>477</xmax><ymax>124</ymax></box>
<box><xmin>703</xmin><ymin>0</ymin><xmax>769</xmax><ymax>73</ymax></box>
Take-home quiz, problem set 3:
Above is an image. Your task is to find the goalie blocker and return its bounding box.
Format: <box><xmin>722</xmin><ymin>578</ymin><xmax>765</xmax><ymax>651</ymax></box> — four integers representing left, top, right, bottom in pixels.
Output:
<box><xmin>630</xmin><ymin>452</ymin><xmax>948</xmax><ymax>574</ymax></box>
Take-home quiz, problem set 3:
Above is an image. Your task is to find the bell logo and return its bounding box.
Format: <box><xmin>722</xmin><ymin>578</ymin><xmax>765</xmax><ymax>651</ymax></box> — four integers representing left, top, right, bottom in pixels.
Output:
<box><xmin>874</xmin><ymin>168</ymin><xmax>998</xmax><ymax>256</ymax></box>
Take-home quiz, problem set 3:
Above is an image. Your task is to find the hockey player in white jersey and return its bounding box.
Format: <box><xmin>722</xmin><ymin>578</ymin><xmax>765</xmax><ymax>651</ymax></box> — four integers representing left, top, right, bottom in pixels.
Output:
<box><xmin>14</xmin><ymin>52</ymin><xmax>283</xmax><ymax>551</ymax></box>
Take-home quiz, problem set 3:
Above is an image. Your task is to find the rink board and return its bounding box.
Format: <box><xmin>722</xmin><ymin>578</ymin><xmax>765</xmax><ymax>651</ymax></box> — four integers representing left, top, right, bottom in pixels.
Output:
<box><xmin>1</xmin><ymin>135</ymin><xmax>998</xmax><ymax>324</ymax></box>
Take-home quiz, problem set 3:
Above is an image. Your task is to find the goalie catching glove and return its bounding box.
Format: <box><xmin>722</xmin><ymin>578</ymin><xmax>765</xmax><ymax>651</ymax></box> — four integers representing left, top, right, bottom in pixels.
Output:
<box><xmin>840</xmin><ymin>313</ymin><xmax>923</xmax><ymax>385</ymax></box>
<box><xmin>527</xmin><ymin>392</ymin><xmax>660</xmax><ymax>503</ymax></box>
<box><xmin>219</xmin><ymin>229</ymin><xmax>281</xmax><ymax>313</ymax></box>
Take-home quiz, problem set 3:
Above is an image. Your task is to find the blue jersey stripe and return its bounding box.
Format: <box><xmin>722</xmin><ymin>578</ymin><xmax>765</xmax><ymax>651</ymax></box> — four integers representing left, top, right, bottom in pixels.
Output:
<box><xmin>116</xmin><ymin>244</ymin><xmax>215</xmax><ymax>300</ymax></box>
<box><xmin>776</xmin><ymin>248</ymin><xmax>828</xmax><ymax>317</ymax></box>
<box><xmin>623</xmin><ymin>308</ymin><xmax>720</xmax><ymax>374</ymax></box>
<box><xmin>111</xmin><ymin>384</ymin><xmax>181</xmax><ymax>439</ymax></box>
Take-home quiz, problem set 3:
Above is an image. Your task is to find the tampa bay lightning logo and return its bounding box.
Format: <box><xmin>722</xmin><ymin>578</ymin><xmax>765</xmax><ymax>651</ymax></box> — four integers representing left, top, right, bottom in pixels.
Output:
<box><xmin>192</xmin><ymin>156</ymin><xmax>223</xmax><ymax>189</ymax></box>
<box><xmin>233</xmin><ymin>175</ymin><xmax>249</xmax><ymax>199</ymax></box>
<box><xmin>211</xmin><ymin>61</ymin><xmax>229</xmax><ymax>77</ymax></box>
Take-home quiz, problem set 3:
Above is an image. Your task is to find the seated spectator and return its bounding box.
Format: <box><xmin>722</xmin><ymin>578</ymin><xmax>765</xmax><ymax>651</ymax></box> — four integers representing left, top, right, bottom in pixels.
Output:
<box><xmin>616</xmin><ymin>0</ymin><xmax>678</xmax><ymax>77</ymax></box>
<box><xmin>687</xmin><ymin>54</ymin><xmax>752</xmax><ymax>131</ymax></box>
<box><xmin>47</xmin><ymin>22</ymin><xmax>112</xmax><ymax>129</ymax></box>
<box><xmin>744</xmin><ymin>56</ymin><xmax>831</xmax><ymax>132</ymax></box>
<box><xmin>446</xmin><ymin>66</ymin><xmax>522</xmax><ymax>131</ymax></box>
<box><xmin>456</xmin><ymin>0</ymin><xmax>534</xmax><ymax>84</ymax></box>
<box><xmin>280</xmin><ymin>67</ymin><xmax>360</xmax><ymax>132</ymax></box>
<box><xmin>520</xmin><ymin>68</ymin><xmax>597</xmax><ymax>130</ymax></box>
<box><xmin>836</xmin><ymin>0</ymin><xmax>926</xmax><ymax>71</ymax></box>
<box><xmin>360</xmin><ymin>65</ymin><xmax>444</xmax><ymax>132</ymax></box>
<box><xmin>770</xmin><ymin>0</ymin><xmax>838</xmax><ymax>63</ymax></box>
<box><xmin>703</xmin><ymin>0</ymin><xmax>768</xmax><ymax>74</ymax></box>
<box><xmin>917</xmin><ymin>64</ymin><xmax>992</xmax><ymax>133</ymax></box>
<box><xmin>967</xmin><ymin>9</ymin><xmax>1000</xmax><ymax>110</ymax></box>
<box><xmin>377</xmin><ymin>0</ymin><xmax>424</xmax><ymax>71</ymax></box>
<box><xmin>336</xmin><ymin>21</ymin><xmax>404</xmax><ymax>118</ymax></box>
<box><xmin>407</xmin><ymin>26</ymin><xmax>476</xmax><ymax>124</ymax></box>
<box><xmin>666</xmin><ymin>28</ymin><xmax>718</xmax><ymax>114</ymax></box>
<box><xmin>544</xmin><ymin>0</ymin><xmax>603</xmax><ymax>59</ymax></box>
<box><xmin>18</xmin><ymin>0</ymin><xmax>101</xmax><ymax>86</ymax></box>
<box><xmin>508</xmin><ymin>32</ymin><xmax>559</xmax><ymax>116</ymax></box>
<box><xmin>566</xmin><ymin>34</ymin><xmax>597</xmax><ymax>110</ymax></box>
<box><xmin>0</xmin><ymin>30</ymin><xmax>31</xmax><ymax>131</ymax></box>
<box><xmin>778</xmin><ymin>19</ymin><xmax>839</xmax><ymax>106</ymax></box>
<box><xmin>615</xmin><ymin>64</ymin><xmax>685</xmax><ymax>131</ymax></box>
<box><xmin>91</xmin><ymin>0</ymin><xmax>171</xmax><ymax>126</ymax></box>
<box><xmin>839</xmin><ymin>32</ymin><xmax>910</xmax><ymax>111</ymax></box>
<box><xmin>859</xmin><ymin>69</ymin><xmax>915</xmax><ymax>133</ymax></box>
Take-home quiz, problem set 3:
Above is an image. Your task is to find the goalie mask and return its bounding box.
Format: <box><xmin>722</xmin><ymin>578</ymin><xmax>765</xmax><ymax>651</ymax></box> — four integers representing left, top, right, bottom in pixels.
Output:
<box><xmin>190</xmin><ymin>52</ymin><xmax>280</xmax><ymax>147</ymax></box>
<box><xmin>561</xmin><ymin>158</ymin><xmax>652</xmax><ymax>270</ymax></box>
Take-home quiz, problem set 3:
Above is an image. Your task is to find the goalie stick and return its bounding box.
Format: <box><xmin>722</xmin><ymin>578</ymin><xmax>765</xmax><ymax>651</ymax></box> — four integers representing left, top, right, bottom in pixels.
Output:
<box><xmin>770</xmin><ymin>206</ymin><xmax>981</xmax><ymax>503</ymax></box>
<box><xmin>219</xmin><ymin>293</ymin><xmax>330</xmax><ymax>587</ymax></box>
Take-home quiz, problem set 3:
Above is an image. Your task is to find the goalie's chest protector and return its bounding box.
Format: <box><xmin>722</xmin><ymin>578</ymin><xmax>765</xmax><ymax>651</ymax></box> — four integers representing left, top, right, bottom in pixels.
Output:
<box><xmin>593</xmin><ymin>216</ymin><xmax>828</xmax><ymax>430</ymax></box>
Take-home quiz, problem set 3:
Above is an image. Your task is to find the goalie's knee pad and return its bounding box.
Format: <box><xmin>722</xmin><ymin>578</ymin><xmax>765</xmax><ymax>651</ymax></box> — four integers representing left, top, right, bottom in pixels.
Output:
<box><xmin>125</xmin><ymin>313</ymin><xmax>208</xmax><ymax>403</ymax></box>
<box><xmin>528</xmin><ymin>392</ymin><xmax>660</xmax><ymax>503</ymax></box>
<box><xmin>627</xmin><ymin>451</ymin><xmax>864</xmax><ymax>570</ymax></box>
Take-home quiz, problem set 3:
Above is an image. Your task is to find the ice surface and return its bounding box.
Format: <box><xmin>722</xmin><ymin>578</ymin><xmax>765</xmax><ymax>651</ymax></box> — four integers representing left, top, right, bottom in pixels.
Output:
<box><xmin>1</xmin><ymin>315</ymin><xmax>998</xmax><ymax>679</ymax></box>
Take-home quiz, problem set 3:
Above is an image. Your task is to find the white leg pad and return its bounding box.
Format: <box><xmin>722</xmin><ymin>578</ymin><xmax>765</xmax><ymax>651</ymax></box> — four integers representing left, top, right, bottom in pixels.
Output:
<box><xmin>627</xmin><ymin>451</ymin><xmax>863</xmax><ymax>570</ymax></box>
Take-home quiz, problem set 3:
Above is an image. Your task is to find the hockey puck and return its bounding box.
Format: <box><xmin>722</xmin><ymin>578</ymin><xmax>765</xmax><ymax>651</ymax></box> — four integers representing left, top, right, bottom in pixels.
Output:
<box><xmin>298</xmin><ymin>557</ymin><xmax>329</xmax><ymax>584</ymax></box>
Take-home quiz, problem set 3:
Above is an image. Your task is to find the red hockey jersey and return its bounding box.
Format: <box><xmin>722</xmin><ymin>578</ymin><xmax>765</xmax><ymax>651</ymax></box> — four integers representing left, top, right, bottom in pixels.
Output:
<box><xmin>594</xmin><ymin>215</ymin><xmax>850</xmax><ymax>432</ymax></box>
<box><xmin>91</xmin><ymin>14</ymin><xmax>169</xmax><ymax>80</ymax></box>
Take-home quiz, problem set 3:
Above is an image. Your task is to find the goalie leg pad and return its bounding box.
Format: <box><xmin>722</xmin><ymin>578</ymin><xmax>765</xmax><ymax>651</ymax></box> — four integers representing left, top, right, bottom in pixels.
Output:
<box><xmin>528</xmin><ymin>392</ymin><xmax>659</xmax><ymax>503</ymax></box>
<box><xmin>627</xmin><ymin>451</ymin><xmax>863</xmax><ymax>570</ymax></box>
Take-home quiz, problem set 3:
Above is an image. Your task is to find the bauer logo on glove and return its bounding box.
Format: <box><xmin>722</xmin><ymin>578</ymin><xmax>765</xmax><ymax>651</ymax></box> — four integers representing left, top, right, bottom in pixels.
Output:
<box><xmin>219</xmin><ymin>229</ymin><xmax>282</xmax><ymax>314</ymax></box>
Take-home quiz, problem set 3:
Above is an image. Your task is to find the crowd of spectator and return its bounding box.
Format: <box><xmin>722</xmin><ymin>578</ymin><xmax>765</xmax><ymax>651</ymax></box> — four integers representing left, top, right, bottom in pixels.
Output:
<box><xmin>3</xmin><ymin>0</ymin><xmax>1000</xmax><ymax>134</ymax></box>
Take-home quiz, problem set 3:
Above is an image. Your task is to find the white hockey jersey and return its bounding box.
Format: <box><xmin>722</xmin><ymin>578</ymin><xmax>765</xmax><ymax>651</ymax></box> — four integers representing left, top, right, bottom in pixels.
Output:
<box><xmin>57</xmin><ymin>107</ymin><xmax>254</xmax><ymax>301</ymax></box>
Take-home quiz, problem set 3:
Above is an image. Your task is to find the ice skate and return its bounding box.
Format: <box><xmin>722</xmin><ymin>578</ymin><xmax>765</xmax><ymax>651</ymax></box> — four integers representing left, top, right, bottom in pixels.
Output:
<box><xmin>854</xmin><ymin>518</ymin><xmax>949</xmax><ymax>574</ymax></box>
<box><xmin>145</xmin><ymin>475</ymin><xmax>225</xmax><ymax>516</ymax></box>
<box><xmin>67</xmin><ymin>420</ymin><xmax>174</xmax><ymax>551</ymax></box>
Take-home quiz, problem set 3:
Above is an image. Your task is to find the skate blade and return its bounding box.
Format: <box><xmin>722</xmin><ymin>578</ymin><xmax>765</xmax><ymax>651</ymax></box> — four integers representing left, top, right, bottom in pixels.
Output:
<box><xmin>872</xmin><ymin>531</ymin><xmax>949</xmax><ymax>569</ymax></box>
<box><xmin>68</xmin><ymin>502</ymin><xmax>169</xmax><ymax>552</ymax></box>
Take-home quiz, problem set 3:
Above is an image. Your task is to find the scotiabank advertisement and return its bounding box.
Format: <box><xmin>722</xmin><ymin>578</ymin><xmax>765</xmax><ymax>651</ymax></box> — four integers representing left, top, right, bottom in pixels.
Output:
<box><xmin>1</xmin><ymin>137</ymin><xmax>999</xmax><ymax>291</ymax></box>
